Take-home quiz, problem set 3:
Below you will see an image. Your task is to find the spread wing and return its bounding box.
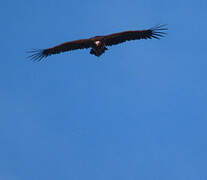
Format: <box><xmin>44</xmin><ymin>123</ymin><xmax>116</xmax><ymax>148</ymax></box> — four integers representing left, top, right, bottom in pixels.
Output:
<box><xmin>103</xmin><ymin>24</ymin><xmax>167</xmax><ymax>46</ymax></box>
<box><xmin>27</xmin><ymin>39</ymin><xmax>93</xmax><ymax>61</ymax></box>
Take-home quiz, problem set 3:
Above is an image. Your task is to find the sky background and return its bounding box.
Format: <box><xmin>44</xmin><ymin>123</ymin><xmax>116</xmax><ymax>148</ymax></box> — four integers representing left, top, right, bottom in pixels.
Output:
<box><xmin>1</xmin><ymin>0</ymin><xmax>207</xmax><ymax>179</ymax></box>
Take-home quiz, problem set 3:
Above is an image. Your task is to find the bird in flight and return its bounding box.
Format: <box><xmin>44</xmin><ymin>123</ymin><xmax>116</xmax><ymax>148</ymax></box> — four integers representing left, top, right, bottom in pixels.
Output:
<box><xmin>28</xmin><ymin>24</ymin><xmax>167</xmax><ymax>61</ymax></box>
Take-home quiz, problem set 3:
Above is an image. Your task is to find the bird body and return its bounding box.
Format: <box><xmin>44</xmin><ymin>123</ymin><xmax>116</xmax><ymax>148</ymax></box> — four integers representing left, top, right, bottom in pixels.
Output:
<box><xmin>28</xmin><ymin>25</ymin><xmax>167</xmax><ymax>61</ymax></box>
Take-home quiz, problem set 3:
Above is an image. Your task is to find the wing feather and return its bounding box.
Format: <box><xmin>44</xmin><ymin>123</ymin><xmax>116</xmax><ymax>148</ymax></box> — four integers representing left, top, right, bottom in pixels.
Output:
<box><xmin>103</xmin><ymin>24</ymin><xmax>167</xmax><ymax>46</ymax></box>
<box><xmin>27</xmin><ymin>39</ymin><xmax>92</xmax><ymax>61</ymax></box>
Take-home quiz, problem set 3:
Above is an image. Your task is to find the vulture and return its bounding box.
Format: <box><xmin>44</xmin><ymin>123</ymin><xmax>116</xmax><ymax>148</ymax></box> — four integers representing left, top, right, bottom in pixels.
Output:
<box><xmin>28</xmin><ymin>25</ymin><xmax>167</xmax><ymax>61</ymax></box>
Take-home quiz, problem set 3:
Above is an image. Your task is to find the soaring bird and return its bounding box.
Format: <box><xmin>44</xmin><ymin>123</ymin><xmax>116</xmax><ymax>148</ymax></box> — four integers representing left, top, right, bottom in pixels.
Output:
<box><xmin>28</xmin><ymin>25</ymin><xmax>167</xmax><ymax>61</ymax></box>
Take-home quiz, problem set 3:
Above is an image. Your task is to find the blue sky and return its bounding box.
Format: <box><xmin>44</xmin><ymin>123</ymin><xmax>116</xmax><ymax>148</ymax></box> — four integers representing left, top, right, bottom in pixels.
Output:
<box><xmin>1</xmin><ymin>0</ymin><xmax>207</xmax><ymax>179</ymax></box>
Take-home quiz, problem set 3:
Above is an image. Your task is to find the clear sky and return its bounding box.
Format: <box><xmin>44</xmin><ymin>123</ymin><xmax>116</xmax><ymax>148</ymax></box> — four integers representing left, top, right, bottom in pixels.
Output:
<box><xmin>1</xmin><ymin>0</ymin><xmax>207</xmax><ymax>179</ymax></box>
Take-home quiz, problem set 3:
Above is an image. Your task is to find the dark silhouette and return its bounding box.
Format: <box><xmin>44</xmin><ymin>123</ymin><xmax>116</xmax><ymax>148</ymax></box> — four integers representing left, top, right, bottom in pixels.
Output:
<box><xmin>28</xmin><ymin>25</ymin><xmax>167</xmax><ymax>61</ymax></box>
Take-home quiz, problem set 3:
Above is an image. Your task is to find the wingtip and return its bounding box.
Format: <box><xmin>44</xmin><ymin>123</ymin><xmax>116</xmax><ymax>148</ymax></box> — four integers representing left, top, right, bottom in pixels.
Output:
<box><xmin>150</xmin><ymin>24</ymin><xmax>168</xmax><ymax>39</ymax></box>
<box><xmin>26</xmin><ymin>49</ymin><xmax>47</xmax><ymax>62</ymax></box>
